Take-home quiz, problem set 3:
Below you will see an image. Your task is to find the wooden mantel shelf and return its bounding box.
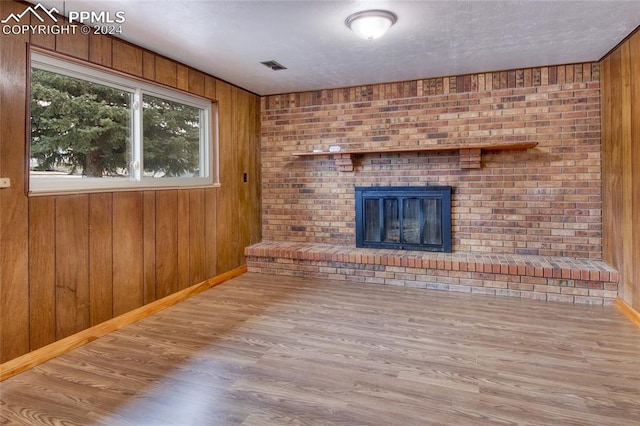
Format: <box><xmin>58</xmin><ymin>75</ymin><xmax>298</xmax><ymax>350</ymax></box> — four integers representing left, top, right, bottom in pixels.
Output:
<box><xmin>292</xmin><ymin>142</ymin><xmax>538</xmax><ymax>172</ymax></box>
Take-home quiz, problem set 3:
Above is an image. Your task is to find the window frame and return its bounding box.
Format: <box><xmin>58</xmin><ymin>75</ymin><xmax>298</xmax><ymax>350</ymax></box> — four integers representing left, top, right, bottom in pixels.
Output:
<box><xmin>28</xmin><ymin>49</ymin><xmax>219</xmax><ymax>195</ymax></box>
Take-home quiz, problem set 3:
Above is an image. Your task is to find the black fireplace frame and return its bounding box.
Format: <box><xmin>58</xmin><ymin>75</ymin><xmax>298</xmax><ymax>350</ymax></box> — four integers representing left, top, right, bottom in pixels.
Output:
<box><xmin>355</xmin><ymin>186</ymin><xmax>452</xmax><ymax>252</ymax></box>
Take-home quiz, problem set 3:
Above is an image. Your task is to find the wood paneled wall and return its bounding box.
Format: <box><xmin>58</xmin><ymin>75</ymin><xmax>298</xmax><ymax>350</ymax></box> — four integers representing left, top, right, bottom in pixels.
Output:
<box><xmin>601</xmin><ymin>29</ymin><xmax>640</xmax><ymax>312</ymax></box>
<box><xmin>0</xmin><ymin>0</ymin><xmax>261</xmax><ymax>362</ymax></box>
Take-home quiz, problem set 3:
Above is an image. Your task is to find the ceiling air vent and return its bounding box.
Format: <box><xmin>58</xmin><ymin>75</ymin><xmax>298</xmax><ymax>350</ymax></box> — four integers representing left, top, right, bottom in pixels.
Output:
<box><xmin>260</xmin><ymin>60</ymin><xmax>287</xmax><ymax>71</ymax></box>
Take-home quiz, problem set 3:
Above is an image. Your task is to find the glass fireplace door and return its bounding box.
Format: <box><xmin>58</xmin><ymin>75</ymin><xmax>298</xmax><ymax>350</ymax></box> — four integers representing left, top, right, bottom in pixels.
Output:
<box><xmin>355</xmin><ymin>186</ymin><xmax>452</xmax><ymax>252</ymax></box>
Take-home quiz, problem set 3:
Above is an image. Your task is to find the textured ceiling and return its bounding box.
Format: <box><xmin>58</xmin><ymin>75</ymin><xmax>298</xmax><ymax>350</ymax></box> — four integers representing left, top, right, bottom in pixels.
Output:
<box><xmin>32</xmin><ymin>1</ymin><xmax>640</xmax><ymax>95</ymax></box>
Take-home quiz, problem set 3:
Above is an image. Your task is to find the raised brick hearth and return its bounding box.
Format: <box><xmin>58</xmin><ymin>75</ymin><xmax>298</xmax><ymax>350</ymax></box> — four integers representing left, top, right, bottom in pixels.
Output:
<box><xmin>246</xmin><ymin>242</ymin><xmax>618</xmax><ymax>305</ymax></box>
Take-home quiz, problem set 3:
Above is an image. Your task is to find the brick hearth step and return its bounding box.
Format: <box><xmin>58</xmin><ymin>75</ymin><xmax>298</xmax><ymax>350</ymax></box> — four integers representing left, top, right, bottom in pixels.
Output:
<box><xmin>245</xmin><ymin>241</ymin><xmax>619</xmax><ymax>305</ymax></box>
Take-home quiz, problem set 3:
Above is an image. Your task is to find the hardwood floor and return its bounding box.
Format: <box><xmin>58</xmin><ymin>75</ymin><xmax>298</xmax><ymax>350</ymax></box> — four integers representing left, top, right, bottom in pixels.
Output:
<box><xmin>1</xmin><ymin>272</ymin><xmax>639</xmax><ymax>425</ymax></box>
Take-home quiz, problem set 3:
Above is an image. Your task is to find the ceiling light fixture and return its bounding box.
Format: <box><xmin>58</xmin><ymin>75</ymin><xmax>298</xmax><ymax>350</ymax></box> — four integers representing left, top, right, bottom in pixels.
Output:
<box><xmin>345</xmin><ymin>9</ymin><xmax>397</xmax><ymax>41</ymax></box>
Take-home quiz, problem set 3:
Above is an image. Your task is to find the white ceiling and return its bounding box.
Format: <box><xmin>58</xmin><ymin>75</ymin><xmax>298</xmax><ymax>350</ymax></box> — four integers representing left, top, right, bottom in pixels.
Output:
<box><xmin>32</xmin><ymin>1</ymin><xmax>640</xmax><ymax>95</ymax></box>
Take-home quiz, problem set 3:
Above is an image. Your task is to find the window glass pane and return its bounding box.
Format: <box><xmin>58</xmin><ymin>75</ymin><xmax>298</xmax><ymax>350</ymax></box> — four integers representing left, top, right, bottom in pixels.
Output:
<box><xmin>30</xmin><ymin>69</ymin><xmax>132</xmax><ymax>179</ymax></box>
<box><xmin>422</xmin><ymin>198</ymin><xmax>442</xmax><ymax>245</ymax></box>
<box><xmin>383</xmin><ymin>198</ymin><xmax>399</xmax><ymax>243</ymax></box>
<box><xmin>364</xmin><ymin>199</ymin><xmax>380</xmax><ymax>242</ymax></box>
<box><xmin>403</xmin><ymin>198</ymin><xmax>420</xmax><ymax>244</ymax></box>
<box><xmin>143</xmin><ymin>94</ymin><xmax>202</xmax><ymax>178</ymax></box>
<box><xmin>29</xmin><ymin>51</ymin><xmax>214</xmax><ymax>194</ymax></box>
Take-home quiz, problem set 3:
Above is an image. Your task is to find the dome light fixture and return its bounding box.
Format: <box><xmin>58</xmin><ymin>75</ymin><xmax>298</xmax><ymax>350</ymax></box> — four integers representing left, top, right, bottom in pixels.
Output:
<box><xmin>345</xmin><ymin>9</ymin><xmax>398</xmax><ymax>41</ymax></box>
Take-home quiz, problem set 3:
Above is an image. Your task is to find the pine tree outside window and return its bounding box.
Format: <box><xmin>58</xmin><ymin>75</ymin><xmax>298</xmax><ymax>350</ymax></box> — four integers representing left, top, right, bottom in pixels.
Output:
<box><xmin>29</xmin><ymin>50</ymin><xmax>217</xmax><ymax>194</ymax></box>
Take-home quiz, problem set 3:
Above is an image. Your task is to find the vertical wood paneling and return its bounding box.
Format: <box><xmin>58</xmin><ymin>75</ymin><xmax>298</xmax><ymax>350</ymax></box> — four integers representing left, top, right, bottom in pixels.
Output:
<box><xmin>205</xmin><ymin>76</ymin><xmax>217</xmax><ymax>99</ymax></box>
<box><xmin>177</xmin><ymin>191</ymin><xmax>190</xmax><ymax>290</ymax></box>
<box><xmin>112</xmin><ymin>39</ymin><xmax>143</xmax><ymax>77</ymax></box>
<box><xmin>602</xmin><ymin>30</ymin><xmax>640</xmax><ymax>312</ymax></box>
<box><xmin>0</xmin><ymin>0</ymin><xmax>30</xmax><ymax>362</ymax></box>
<box><xmin>177</xmin><ymin>64</ymin><xmax>189</xmax><ymax>91</ymax></box>
<box><xmin>55</xmin><ymin>17</ymin><xmax>89</xmax><ymax>60</ymax></box>
<box><xmin>155</xmin><ymin>56</ymin><xmax>177</xmax><ymax>87</ymax></box>
<box><xmin>216</xmin><ymin>81</ymin><xmax>240</xmax><ymax>273</ymax></box>
<box><xmin>630</xmin><ymin>34</ymin><xmax>640</xmax><ymax>309</ymax></box>
<box><xmin>112</xmin><ymin>192</ymin><xmax>144</xmax><ymax>316</ymax></box>
<box><xmin>156</xmin><ymin>190</ymin><xmax>178</xmax><ymax>298</ymax></box>
<box><xmin>89</xmin><ymin>193</ymin><xmax>113</xmax><ymax>326</ymax></box>
<box><xmin>601</xmin><ymin>56</ymin><xmax>614</xmax><ymax>266</ymax></box>
<box><xmin>606</xmin><ymin>49</ymin><xmax>623</xmax><ymax>275</ymax></box>
<box><xmin>204</xmin><ymin>188</ymin><xmax>218</xmax><ymax>279</ymax></box>
<box><xmin>142</xmin><ymin>51</ymin><xmax>155</xmax><ymax>80</ymax></box>
<box><xmin>143</xmin><ymin>191</ymin><xmax>157</xmax><ymax>305</ymax></box>
<box><xmin>89</xmin><ymin>34</ymin><xmax>112</xmax><ymax>67</ymax></box>
<box><xmin>235</xmin><ymin>88</ymin><xmax>254</xmax><ymax>267</ymax></box>
<box><xmin>620</xmin><ymin>44</ymin><xmax>634</xmax><ymax>308</ymax></box>
<box><xmin>55</xmin><ymin>195</ymin><xmax>90</xmax><ymax>340</ymax></box>
<box><xmin>603</xmin><ymin>46</ymin><xmax>624</xmax><ymax>298</ymax></box>
<box><xmin>189</xmin><ymin>189</ymin><xmax>206</xmax><ymax>284</ymax></box>
<box><xmin>28</xmin><ymin>197</ymin><xmax>56</xmax><ymax>350</ymax></box>
<box><xmin>236</xmin><ymin>89</ymin><xmax>261</xmax><ymax>255</ymax></box>
<box><xmin>188</xmin><ymin>70</ymin><xmax>205</xmax><ymax>97</ymax></box>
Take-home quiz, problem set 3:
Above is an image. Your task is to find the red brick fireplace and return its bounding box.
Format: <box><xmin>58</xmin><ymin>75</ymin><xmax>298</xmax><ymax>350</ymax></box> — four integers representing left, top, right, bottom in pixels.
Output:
<box><xmin>247</xmin><ymin>62</ymin><xmax>618</xmax><ymax>305</ymax></box>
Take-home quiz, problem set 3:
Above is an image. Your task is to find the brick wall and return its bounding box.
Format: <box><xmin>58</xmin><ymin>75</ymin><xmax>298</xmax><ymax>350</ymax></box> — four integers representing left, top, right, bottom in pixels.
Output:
<box><xmin>261</xmin><ymin>64</ymin><xmax>602</xmax><ymax>259</ymax></box>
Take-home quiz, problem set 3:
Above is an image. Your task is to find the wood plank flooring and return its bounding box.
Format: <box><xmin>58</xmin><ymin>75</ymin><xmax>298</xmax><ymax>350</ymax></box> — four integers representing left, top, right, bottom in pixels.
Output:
<box><xmin>1</xmin><ymin>273</ymin><xmax>639</xmax><ymax>425</ymax></box>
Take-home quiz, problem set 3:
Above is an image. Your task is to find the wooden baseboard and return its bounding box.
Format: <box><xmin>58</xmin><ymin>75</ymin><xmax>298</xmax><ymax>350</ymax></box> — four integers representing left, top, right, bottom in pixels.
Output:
<box><xmin>615</xmin><ymin>297</ymin><xmax>640</xmax><ymax>328</ymax></box>
<box><xmin>0</xmin><ymin>265</ymin><xmax>246</xmax><ymax>381</ymax></box>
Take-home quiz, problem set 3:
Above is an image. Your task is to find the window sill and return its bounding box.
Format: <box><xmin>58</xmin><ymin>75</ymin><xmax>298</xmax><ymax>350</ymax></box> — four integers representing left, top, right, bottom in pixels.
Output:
<box><xmin>28</xmin><ymin>181</ymin><xmax>221</xmax><ymax>197</ymax></box>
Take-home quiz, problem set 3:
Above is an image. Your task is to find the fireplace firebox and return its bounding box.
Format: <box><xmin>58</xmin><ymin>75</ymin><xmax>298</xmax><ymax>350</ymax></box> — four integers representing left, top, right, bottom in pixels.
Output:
<box><xmin>355</xmin><ymin>186</ymin><xmax>452</xmax><ymax>252</ymax></box>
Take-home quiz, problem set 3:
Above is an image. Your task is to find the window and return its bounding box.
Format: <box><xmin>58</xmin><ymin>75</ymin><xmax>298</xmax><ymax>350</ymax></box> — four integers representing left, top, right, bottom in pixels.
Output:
<box><xmin>29</xmin><ymin>50</ymin><xmax>217</xmax><ymax>194</ymax></box>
